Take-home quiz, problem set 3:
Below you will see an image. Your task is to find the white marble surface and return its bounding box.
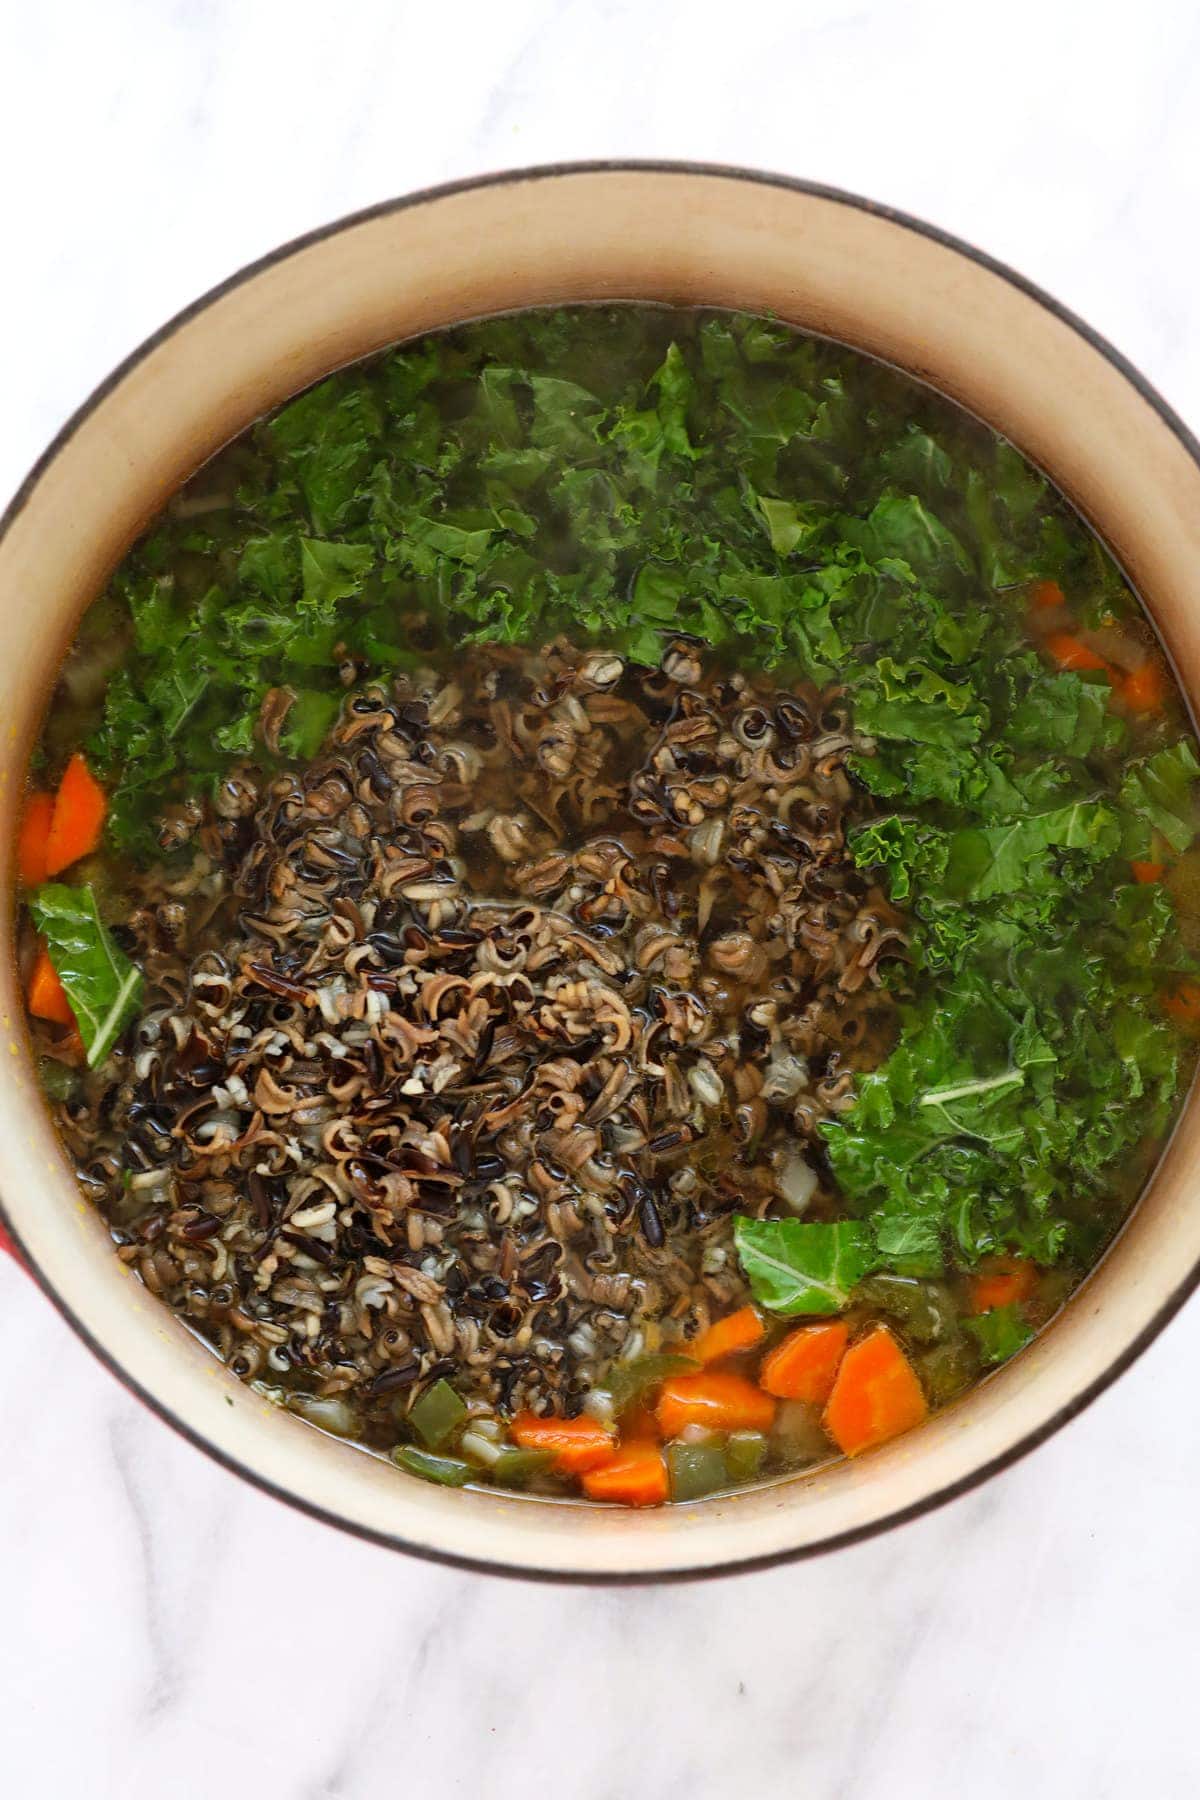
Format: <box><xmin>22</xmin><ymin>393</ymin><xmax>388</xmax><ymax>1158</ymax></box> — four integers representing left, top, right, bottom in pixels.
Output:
<box><xmin>4</xmin><ymin>2</ymin><xmax>1200</xmax><ymax>1793</ymax></box>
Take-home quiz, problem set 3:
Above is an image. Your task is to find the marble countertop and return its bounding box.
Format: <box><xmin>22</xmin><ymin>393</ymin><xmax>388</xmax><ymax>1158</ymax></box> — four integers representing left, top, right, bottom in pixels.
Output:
<box><xmin>4</xmin><ymin>2</ymin><xmax>1200</xmax><ymax>1793</ymax></box>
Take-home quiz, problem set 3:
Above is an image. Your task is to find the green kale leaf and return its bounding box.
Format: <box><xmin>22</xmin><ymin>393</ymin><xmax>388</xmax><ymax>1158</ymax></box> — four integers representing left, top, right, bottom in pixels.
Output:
<box><xmin>31</xmin><ymin>884</ymin><xmax>143</xmax><ymax>1067</ymax></box>
<box><xmin>733</xmin><ymin>1217</ymin><xmax>877</xmax><ymax>1315</ymax></box>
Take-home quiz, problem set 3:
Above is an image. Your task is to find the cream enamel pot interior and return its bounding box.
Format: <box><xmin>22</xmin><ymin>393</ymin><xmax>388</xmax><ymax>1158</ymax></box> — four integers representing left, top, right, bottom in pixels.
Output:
<box><xmin>4</xmin><ymin>163</ymin><xmax>1200</xmax><ymax>1581</ymax></box>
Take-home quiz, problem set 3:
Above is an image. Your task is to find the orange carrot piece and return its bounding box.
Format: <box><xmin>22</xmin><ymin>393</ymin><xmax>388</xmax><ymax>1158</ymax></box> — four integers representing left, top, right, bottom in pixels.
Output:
<box><xmin>656</xmin><ymin>1371</ymin><xmax>775</xmax><ymax>1438</ymax></box>
<box><xmin>1044</xmin><ymin>633</ymin><xmax>1109</xmax><ymax>674</ymax></box>
<box><xmin>1163</xmin><ymin>982</ymin><xmax>1200</xmax><ymax>1024</ymax></box>
<box><xmin>17</xmin><ymin>792</ymin><xmax>54</xmax><ymax>887</ymax></box>
<box><xmin>690</xmin><ymin>1305</ymin><xmax>766</xmax><ymax>1365</ymax></box>
<box><xmin>1029</xmin><ymin>579</ymin><xmax>1066</xmax><ymax>609</ymax></box>
<box><xmin>1131</xmin><ymin>860</ymin><xmax>1165</xmax><ymax>884</ymax></box>
<box><xmin>759</xmin><ymin>1321</ymin><xmax>849</xmax><ymax>1404</ymax></box>
<box><xmin>1120</xmin><ymin>663</ymin><xmax>1167</xmax><ymax>713</ymax></box>
<box><xmin>509</xmin><ymin>1412</ymin><xmax>614</xmax><ymax>1474</ymax></box>
<box><xmin>27</xmin><ymin>948</ymin><xmax>73</xmax><ymax>1026</ymax></box>
<box><xmin>44</xmin><ymin>753</ymin><xmax>107</xmax><ymax>877</ymax></box>
<box><xmin>823</xmin><ymin>1326</ymin><xmax>927</xmax><ymax>1457</ymax></box>
<box><xmin>581</xmin><ymin>1440</ymin><xmax>668</xmax><ymax>1506</ymax></box>
<box><xmin>968</xmin><ymin>1257</ymin><xmax>1037</xmax><ymax>1315</ymax></box>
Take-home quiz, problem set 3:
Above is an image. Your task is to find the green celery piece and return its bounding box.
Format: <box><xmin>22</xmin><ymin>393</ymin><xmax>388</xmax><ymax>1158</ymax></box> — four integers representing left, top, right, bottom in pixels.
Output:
<box><xmin>773</xmin><ymin>1401</ymin><xmax>833</xmax><ymax>1466</ymax></box>
<box><xmin>30</xmin><ymin>883</ymin><xmax>143</xmax><ymax>1068</ymax></box>
<box><xmin>392</xmin><ymin>1445</ymin><xmax>472</xmax><ymax>1487</ymax></box>
<box><xmin>851</xmin><ymin>1274</ymin><xmax>959</xmax><ymax>1346</ymax></box>
<box><xmin>491</xmin><ymin>1447</ymin><xmax>558</xmax><ymax>1483</ymax></box>
<box><xmin>667</xmin><ymin>1440</ymin><xmax>728</xmax><ymax>1503</ymax></box>
<box><xmin>603</xmin><ymin>1353</ymin><xmax>699</xmax><ymax>1414</ymax></box>
<box><xmin>37</xmin><ymin>1057</ymin><xmax>79</xmax><ymax>1103</ymax></box>
<box><xmin>409</xmin><ymin>1378</ymin><xmax>468</xmax><ymax>1449</ymax></box>
<box><xmin>965</xmin><ymin>1305</ymin><xmax>1035</xmax><ymax>1366</ymax></box>
<box><xmin>724</xmin><ymin>1431</ymin><xmax>768</xmax><ymax>1484</ymax></box>
<box><xmin>917</xmin><ymin>1341</ymin><xmax>978</xmax><ymax>1405</ymax></box>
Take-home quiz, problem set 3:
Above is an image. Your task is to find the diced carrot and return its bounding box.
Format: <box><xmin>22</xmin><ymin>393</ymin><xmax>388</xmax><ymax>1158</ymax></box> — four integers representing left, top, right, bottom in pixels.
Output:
<box><xmin>690</xmin><ymin>1305</ymin><xmax>766</xmax><ymax>1365</ymax></box>
<box><xmin>656</xmin><ymin>1371</ymin><xmax>776</xmax><ymax>1438</ymax></box>
<box><xmin>44</xmin><ymin>753</ymin><xmax>107</xmax><ymax>877</ymax></box>
<box><xmin>27</xmin><ymin>947</ymin><xmax>73</xmax><ymax>1026</ymax></box>
<box><xmin>1131</xmin><ymin>861</ymin><xmax>1165</xmax><ymax>884</ymax></box>
<box><xmin>1120</xmin><ymin>663</ymin><xmax>1167</xmax><ymax>713</ymax></box>
<box><xmin>581</xmin><ymin>1440</ymin><xmax>669</xmax><ymax>1506</ymax></box>
<box><xmin>1029</xmin><ymin>579</ymin><xmax>1066</xmax><ymax>609</ymax></box>
<box><xmin>823</xmin><ymin>1326</ymin><xmax>927</xmax><ymax>1457</ymax></box>
<box><xmin>509</xmin><ymin>1412</ymin><xmax>614</xmax><ymax>1474</ymax></box>
<box><xmin>759</xmin><ymin>1321</ymin><xmax>849</xmax><ymax>1404</ymax></box>
<box><xmin>1044</xmin><ymin>633</ymin><xmax>1110</xmax><ymax>674</ymax></box>
<box><xmin>17</xmin><ymin>792</ymin><xmax>54</xmax><ymax>887</ymax></box>
<box><xmin>1163</xmin><ymin>982</ymin><xmax>1200</xmax><ymax>1024</ymax></box>
<box><xmin>968</xmin><ymin>1257</ymin><xmax>1037</xmax><ymax>1315</ymax></box>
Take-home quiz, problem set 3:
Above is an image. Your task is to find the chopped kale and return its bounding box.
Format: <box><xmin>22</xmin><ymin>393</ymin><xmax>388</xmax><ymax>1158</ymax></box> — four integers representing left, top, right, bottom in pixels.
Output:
<box><xmin>72</xmin><ymin>307</ymin><xmax>1200</xmax><ymax>1288</ymax></box>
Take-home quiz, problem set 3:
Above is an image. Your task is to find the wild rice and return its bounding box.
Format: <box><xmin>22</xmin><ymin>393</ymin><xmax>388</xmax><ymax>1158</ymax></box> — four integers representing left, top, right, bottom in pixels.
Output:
<box><xmin>57</xmin><ymin>638</ymin><xmax>904</xmax><ymax>1440</ymax></box>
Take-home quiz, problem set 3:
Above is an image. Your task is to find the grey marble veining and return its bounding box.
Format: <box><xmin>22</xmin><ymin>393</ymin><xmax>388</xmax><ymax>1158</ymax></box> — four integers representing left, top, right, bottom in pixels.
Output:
<box><xmin>3</xmin><ymin>2</ymin><xmax>1200</xmax><ymax>1794</ymax></box>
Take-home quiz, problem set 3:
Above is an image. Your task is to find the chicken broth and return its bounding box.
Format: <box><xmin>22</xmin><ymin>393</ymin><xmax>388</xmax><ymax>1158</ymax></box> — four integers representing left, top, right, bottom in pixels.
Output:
<box><xmin>20</xmin><ymin>306</ymin><xmax>1200</xmax><ymax>1506</ymax></box>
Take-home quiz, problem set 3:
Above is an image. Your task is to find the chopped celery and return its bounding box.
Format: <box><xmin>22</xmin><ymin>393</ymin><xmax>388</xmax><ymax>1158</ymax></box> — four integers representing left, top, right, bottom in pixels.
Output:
<box><xmin>491</xmin><ymin>1446</ymin><xmax>559</xmax><ymax>1482</ymax></box>
<box><xmin>392</xmin><ymin>1445</ymin><xmax>472</xmax><ymax>1486</ymax></box>
<box><xmin>667</xmin><ymin>1439</ymin><xmax>727</xmax><ymax>1502</ymax></box>
<box><xmin>917</xmin><ymin>1340</ymin><xmax>978</xmax><ymax>1404</ymax></box>
<box><xmin>284</xmin><ymin>1392</ymin><xmax>362</xmax><ymax>1438</ymax></box>
<box><xmin>38</xmin><ymin>1057</ymin><xmax>79</xmax><ymax>1103</ymax></box>
<box><xmin>773</xmin><ymin>1400</ymin><xmax>831</xmax><ymax>1465</ymax></box>
<box><xmin>852</xmin><ymin>1273</ymin><xmax>958</xmax><ymax>1345</ymax></box>
<box><xmin>604</xmin><ymin>1352</ymin><xmax>699</xmax><ymax>1414</ymax></box>
<box><xmin>409</xmin><ymin>1378</ymin><xmax>468</xmax><ymax>1449</ymax></box>
<box><xmin>459</xmin><ymin>1427</ymin><xmax>505</xmax><ymax>1468</ymax></box>
<box><xmin>724</xmin><ymin>1430</ymin><xmax>768</xmax><ymax>1483</ymax></box>
<box><xmin>965</xmin><ymin>1305</ymin><xmax>1035</xmax><ymax>1367</ymax></box>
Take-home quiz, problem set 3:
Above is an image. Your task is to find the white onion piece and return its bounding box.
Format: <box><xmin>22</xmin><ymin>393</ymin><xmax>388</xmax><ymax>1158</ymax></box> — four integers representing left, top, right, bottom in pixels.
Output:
<box><xmin>761</xmin><ymin>1051</ymin><xmax>810</xmax><ymax>1102</ymax></box>
<box><xmin>777</xmin><ymin>1151</ymin><xmax>818</xmax><ymax>1214</ymax></box>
